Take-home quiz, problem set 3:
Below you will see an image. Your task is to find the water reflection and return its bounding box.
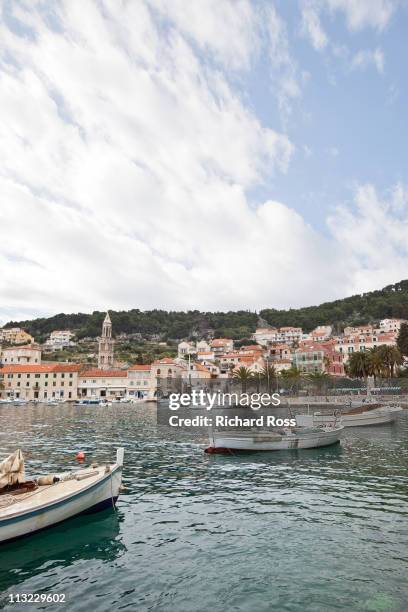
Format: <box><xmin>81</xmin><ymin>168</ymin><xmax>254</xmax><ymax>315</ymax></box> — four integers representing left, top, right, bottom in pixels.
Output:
<box><xmin>0</xmin><ymin>512</ymin><xmax>125</xmax><ymax>593</ymax></box>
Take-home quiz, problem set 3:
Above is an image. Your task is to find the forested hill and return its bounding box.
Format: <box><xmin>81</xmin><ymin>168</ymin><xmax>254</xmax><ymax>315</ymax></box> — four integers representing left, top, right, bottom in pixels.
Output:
<box><xmin>4</xmin><ymin>280</ymin><xmax>408</xmax><ymax>342</ymax></box>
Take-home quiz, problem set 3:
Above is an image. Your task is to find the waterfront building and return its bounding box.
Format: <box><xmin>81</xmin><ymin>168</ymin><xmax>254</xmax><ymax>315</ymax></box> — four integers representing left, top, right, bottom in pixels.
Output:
<box><xmin>44</xmin><ymin>330</ymin><xmax>76</xmax><ymax>351</ymax></box>
<box><xmin>0</xmin><ymin>344</ymin><xmax>41</xmax><ymax>365</ymax></box>
<box><xmin>0</xmin><ymin>364</ymin><xmax>81</xmax><ymax>401</ymax></box>
<box><xmin>78</xmin><ymin>369</ymin><xmax>127</xmax><ymax>400</ymax></box>
<box><xmin>294</xmin><ymin>345</ymin><xmax>325</xmax><ymax>374</ymax></box>
<box><xmin>98</xmin><ymin>312</ymin><xmax>114</xmax><ymax>369</ymax></box>
<box><xmin>334</xmin><ymin>331</ymin><xmax>397</xmax><ymax>360</ymax></box>
<box><xmin>0</xmin><ymin>327</ymin><xmax>34</xmax><ymax>345</ymax></box>
<box><xmin>127</xmin><ymin>364</ymin><xmax>153</xmax><ymax>400</ymax></box>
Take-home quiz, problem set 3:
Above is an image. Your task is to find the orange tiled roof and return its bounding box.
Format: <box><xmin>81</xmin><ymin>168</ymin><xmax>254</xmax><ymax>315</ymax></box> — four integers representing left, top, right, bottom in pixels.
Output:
<box><xmin>2</xmin><ymin>345</ymin><xmax>41</xmax><ymax>352</ymax></box>
<box><xmin>80</xmin><ymin>369</ymin><xmax>128</xmax><ymax>378</ymax></box>
<box><xmin>128</xmin><ymin>364</ymin><xmax>151</xmax><ymax>371</ymax></box>
<box><xmin>0</xmin><ymin>363</ymin><xmax>81</xmax><ymax>374</ymax></box>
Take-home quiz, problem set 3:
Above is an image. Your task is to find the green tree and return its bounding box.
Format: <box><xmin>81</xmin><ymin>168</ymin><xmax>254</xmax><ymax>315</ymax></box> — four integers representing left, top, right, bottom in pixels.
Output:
<box><xmin>397</xmin><ymin>323</ymin><xmax>408</xmax><ymax>357</ymax></box>
<box><xmin>346</xmin><ymin>351</ymin><xmax>371</xmax><ymax>380</ymax></box>
<box><xmin>376</xmin><ymin>345</ymin><xmax>403</xmax><ymax>378</ymax></box>
<box><xmin>306</xmin><ymin>371</ymin><xmax>330</xmax><ymax>394</ymax></box>
<box><xmin>279</xmin><ymin>367</ymin><xmax>303</xmax><ymax>393</ymax></box>
<box><xmin>233</xmin><ymin>366</ymin><xmax>253</xmax><ymax>393</ymax></box>
<box><xmin>260</xmin><ymin>363</ymin><xmax>277</xmax><ymax>393</ymax></box>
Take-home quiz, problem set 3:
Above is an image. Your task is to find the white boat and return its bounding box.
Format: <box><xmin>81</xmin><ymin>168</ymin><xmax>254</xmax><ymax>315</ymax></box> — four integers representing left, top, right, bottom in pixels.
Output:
<box><xmin>297</xmin><ymin>403</ymin><xmax>403</xmax><ymax>428</ymax></box>
<box><xmin>205</xmin><ymin>425</ymin><xmax>343</xmax><ymax>453</ymax></box>
<box><xmin>0</xmin><ymin>448</ymin><xmax>124</xmax><ymax>545</ymax></box>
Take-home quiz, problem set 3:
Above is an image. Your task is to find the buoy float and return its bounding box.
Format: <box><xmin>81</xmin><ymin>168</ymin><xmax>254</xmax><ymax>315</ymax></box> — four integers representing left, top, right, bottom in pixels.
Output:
<box><xmin>76</xmin><ymin>451</ymin><xmax>85</xmax><ymax>462</ymax></box>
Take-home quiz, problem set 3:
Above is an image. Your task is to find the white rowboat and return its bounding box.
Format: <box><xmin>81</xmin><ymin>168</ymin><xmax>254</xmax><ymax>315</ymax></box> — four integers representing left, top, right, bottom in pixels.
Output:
<box><xmin>205</xmin><ymin>426</ymin><xmax>343</xmax><ymax>453</ymax></box>
<box><xmin>297</xmin><ymin>404</ymin><xmax>402</xmax><ymax>428</ymax></box>
<box><xmin>0</xmin><ymin>448</ymin><xmax>124</xmax><ymax>545</ymax></box>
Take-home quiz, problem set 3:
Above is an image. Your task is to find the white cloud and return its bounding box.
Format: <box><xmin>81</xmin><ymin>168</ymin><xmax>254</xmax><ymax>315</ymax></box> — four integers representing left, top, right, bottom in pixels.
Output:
<box><xmin>300</xmin><ymin>0</ymin><xmax>397</xmax><ymax>53</ymax></box>
<box><xmin>267</xmin><ymin>5</ymin><xmax>303</xmax><ymax>118</ymax></box>
<box><xmin>328</xmin><ymin>183</ymin><xmax>408</xmax><ymax>293</ymax></box>
<box><xmin>351</xmin><ymin>48</ymin><xmax>385</xmax><ymax>74</ymax></box>
<box><xmin>0</xmin><ymin>1</ymin><xmax>407</xmax><ymax>324</ymax></box>
<box><xmin>301</xmin><ymin>1</ymin><xmax>329</xmax><ymax>50</ymax></box>
<box><xmin>326</xmin><ymin>0</ymin><xmax>397</xmax><ymax>32</ymax></box>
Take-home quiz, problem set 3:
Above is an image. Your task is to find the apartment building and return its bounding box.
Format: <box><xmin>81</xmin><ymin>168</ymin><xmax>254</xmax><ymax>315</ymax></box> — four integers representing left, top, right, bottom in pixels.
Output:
<box><xmin>0</xmin><ymin>327</ymin><xmax>34</xmax><ymax>345</ymax></box>
<box><xmin>0</xmin><ymin>364</ymin><xmax>81</xmax><ymax>401</ymax></box>
<box><xmin>0</xmin><ymin>344</ymin><xmax>41</xmax><ymax>365</ymax></box>
<box><xmin>127</xmin><ymin>364</ymin><xmax>152</xmax><ymax>399</ymax></box>
<box><xmin>78</xmin><ymin>369</ymin><xmax>128</xmax><ymax>400</ymax></box>
<box><xmin>44</xmin><ymin>330</ymin><xmax>76</xmax><ymax>350</ymax></box>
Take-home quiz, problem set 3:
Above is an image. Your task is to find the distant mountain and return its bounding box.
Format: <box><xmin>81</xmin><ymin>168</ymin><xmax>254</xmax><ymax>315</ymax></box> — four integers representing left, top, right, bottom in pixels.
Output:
<box><xmin>4</xmin><ymin>280</ymin><xmax>408</xmax><ymax>342</ymax></box>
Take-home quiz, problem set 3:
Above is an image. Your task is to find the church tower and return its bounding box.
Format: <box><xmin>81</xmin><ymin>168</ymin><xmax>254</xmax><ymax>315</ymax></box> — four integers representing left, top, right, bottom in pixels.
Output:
<box><xmin>98</xmin><ymin>312</ymin><xmax>114</xmax><ymax>369</ymax></box>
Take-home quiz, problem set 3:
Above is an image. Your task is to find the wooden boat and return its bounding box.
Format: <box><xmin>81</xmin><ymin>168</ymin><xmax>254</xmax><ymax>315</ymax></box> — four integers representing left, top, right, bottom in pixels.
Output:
<box><xmin>205</xmin><ymin>425</ymin><xmax>343</xmax><ymax>453</ymax></box>
<box><xmin>297</xmin><ymin>403</ymin><xmax>402</xmax><ymax>428</ymax></box>
<box><xmin>0</xmin><ymin>448</ymin><xmax>124</xmax><ymax>544</ymax></box>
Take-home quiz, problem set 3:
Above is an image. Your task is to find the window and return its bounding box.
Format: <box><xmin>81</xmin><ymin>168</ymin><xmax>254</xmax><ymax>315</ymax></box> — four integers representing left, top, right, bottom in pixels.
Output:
<box><xmin>35</xmin><ymin>374</ymin><xmax>40</xmax><ymax>378</ymax></box>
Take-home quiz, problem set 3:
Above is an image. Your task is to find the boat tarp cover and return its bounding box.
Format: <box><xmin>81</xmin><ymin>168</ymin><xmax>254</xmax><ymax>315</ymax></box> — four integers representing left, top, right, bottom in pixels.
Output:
<box><xmin>0</xmin><ymin>449</ymin><xmax>25</xmax><ymax>489</ymax></box>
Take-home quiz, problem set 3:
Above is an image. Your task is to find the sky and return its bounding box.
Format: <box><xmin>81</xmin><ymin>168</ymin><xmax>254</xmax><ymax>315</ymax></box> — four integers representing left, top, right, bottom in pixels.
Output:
<box><xmin>1</xmin><ymin>0</ymin><xmax>408</xmax><ymax>324</ymax></box>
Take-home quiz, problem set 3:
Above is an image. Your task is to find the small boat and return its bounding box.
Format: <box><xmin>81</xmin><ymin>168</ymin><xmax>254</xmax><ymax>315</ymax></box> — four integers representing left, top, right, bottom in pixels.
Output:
<box><xmin>297</xmin><ymin>403</ymin><xmax>403</xmax><ymax>428</ymax></box>
<box><xmin>205</xmin><ymin>424</ymin><xmax>343</xmax><ymax>453</ymax></box>
<box><xmin>74</xmin><ymin>399</ymin><xmax>101</xmax><ymax>406</ymax></box>
<box><xmin>0</xmin><ymin>448</ymin><xmax>124</xmax><ymax>544</ymax></box>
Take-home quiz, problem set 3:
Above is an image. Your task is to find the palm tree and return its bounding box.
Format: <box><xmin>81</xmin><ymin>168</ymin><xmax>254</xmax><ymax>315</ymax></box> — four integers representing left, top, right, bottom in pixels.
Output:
<box><xmin>367</xmin><ymin>347</ymin><xmax>384</xmax><ymax>382</ymax></box>
<box><xmin>260</xmin><ymin>363</ymin><xmax>277</xmax><ymax>393</ymax></box>
<box><xmin>346</xmin><ymin>351</ymin><xmax>371</xmax><ymax>380</ymax></box>
<box><xmin>280</xmin><ymin>367</ymin><xmax>303</xmax><ymax>393</ymax></box>
<box><xmin>376</xmin><ymin>345</ymin><xmax>403</xmax><ymax>379</ymax></box>
<box><xmin>233</xmin><ymin>366</ymin><xmax>253</xmax><ymax>393</ymax></box>
<box><xmin>306</xmin><ymin>371</ymin><xmax>330</xmax><ymax>395</ymax></box>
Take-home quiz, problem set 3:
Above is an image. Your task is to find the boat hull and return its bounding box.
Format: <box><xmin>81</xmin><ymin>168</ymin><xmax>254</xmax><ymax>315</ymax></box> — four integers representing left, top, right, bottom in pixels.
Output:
<box><xmin>206</xmin><ymin>427</ymin><xmax>342</xmax><ymax>452</ymax></box>
<box><xmin>342</xmin><ymin>407</ymin><xmax>401</xmax><ymax>426</ymax></box>
<box><xmin>0</xmin><ymin>452</ymin><xmax>123</xmax><ymax>545</ymax></box>
<box><xmin>297</xmin><ymin>406</ymin><xmax>402</xmax><ymax>428</ymax></box>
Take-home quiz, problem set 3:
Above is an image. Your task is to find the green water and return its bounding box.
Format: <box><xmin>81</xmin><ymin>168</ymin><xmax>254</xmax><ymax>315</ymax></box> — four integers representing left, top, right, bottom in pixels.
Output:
<box><xmin>0</xmin><ymin>403</ymin><xmax>407</xmax><ymax>612</ymax></box>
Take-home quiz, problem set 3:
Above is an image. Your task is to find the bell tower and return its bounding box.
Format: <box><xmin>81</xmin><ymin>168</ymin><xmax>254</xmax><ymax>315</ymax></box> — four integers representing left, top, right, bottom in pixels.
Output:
<box><xmin>98</xmin><ymin>312</ymin><xmax>114</xmax><ymax>369</ymax></box>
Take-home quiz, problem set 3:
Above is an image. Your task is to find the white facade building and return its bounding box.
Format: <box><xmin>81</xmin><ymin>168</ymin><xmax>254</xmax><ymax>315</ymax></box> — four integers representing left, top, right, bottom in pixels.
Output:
<box><xmin>44</xmin><ymin>330</ymin><xmax>76</xmax><ymax>350</ymax></box>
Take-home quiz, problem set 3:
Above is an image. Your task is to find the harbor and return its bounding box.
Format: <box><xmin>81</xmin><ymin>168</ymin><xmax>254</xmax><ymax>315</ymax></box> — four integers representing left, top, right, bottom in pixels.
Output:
<box><xmin>1</xmin><ymin>401</ymin><xmax>407</xmax><ymax>611</ymax></box>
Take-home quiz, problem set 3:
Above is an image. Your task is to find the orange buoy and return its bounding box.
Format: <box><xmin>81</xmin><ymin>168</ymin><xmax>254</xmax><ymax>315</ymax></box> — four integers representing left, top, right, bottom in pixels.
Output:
<box><xmin>76</xmin><ymin>451</ymin><xmax>85</xmax><ymax>462</ymax></box>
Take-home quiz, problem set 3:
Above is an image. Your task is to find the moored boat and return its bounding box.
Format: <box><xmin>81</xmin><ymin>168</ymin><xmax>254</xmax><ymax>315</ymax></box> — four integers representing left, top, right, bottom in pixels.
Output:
<box><xmin>205</xmin><ymin>424</ymin><xmax>343</xmax><ymax>453</ymax></box>
<box><xmin>0</xmin><ymin>448</ymin><xmax>124</xmax><ymax>544</ymax></box>
<box><xmin>297</xmin><ymin>403</ymin><xmax>402</xmax><ymax>428</ymax></box>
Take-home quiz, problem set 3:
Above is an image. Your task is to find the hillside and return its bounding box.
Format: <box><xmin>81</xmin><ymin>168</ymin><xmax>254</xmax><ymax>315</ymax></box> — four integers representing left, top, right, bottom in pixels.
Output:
<box><xmin>4</xmin><ymin>280</ymin><xmax>408</xmax><ymax>342</ymax></box>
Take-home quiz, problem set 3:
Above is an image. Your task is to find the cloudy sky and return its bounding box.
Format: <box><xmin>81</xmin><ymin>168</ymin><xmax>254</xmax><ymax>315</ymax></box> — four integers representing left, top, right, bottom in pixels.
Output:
<box><xmin>1</xmin><ymin>0</ymin><xmax>408</xmax><ymax>323</ymax></box>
